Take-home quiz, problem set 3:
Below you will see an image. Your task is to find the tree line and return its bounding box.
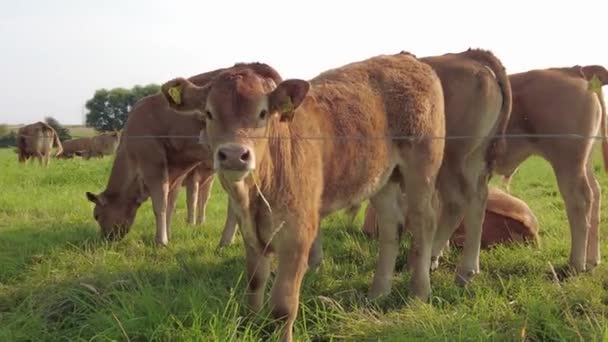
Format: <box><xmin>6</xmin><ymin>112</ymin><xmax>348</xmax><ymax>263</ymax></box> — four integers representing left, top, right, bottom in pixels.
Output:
<box><xmin>1</xmin><ymin>83</ymin><xmax>160</xmax><ymax>147</ymax></box>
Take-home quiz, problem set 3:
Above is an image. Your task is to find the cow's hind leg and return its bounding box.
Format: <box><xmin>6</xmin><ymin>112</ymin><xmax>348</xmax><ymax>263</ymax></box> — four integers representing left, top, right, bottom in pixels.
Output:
<box><xmin>403</xmin><ymin>166</ymin><xmax>439</xmax><ymax>300</ymax></box>
<box><xmin>430</xmin><ymin>162</ymin><xmax>467</xmax><ymax>270</ymax></box>
<box><xmin>218</xmin><ymin>199</ymin><xmax>239</xmax><ymax>248</ymax></box>
<box><xmin>166</xmin><ymin>183</ymin><xmax>181</xmax><ymax>241</ymax></box>
<box><xmin>185</xmin><ymin>176</ymin><xmax>199</xmax><ymax>225</ymax></box>
<box><xmin>586</xmin><ymin>159</ymin><xmax>601</xmax><ymax>268</ymax></box>
<box><xmin>456</xmin><ymin>165</ymin><xmax>490</xmax><ymax>285</ymax></box>
<box><xmin>555</xmin><ymin>163</ymin><xmax>592</xmax><ymax>273</ymax></box>
<box><xmin>368</xmin><ymin>181</ymin><xmax>404</xmax><ymax>299</ymax></box>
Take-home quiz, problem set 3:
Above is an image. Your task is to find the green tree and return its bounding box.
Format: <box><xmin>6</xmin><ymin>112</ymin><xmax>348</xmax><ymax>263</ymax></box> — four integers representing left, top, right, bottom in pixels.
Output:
<box><xmin>0</xmin><ymin>124</ymin><xmax>9</xmax><ymax>136</ymax></box>
<box><xmin>45</xmin><ymin>116</ymin><xmax>71</xmax><ymax>141</ymax></box>
<box><xmin>85</xmin><ymin>84</ymin><xmax>160</xmax><ymax>132</ymax></box>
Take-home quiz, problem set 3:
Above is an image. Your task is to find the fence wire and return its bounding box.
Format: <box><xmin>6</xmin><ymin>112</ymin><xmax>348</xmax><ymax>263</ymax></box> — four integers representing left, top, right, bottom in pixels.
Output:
<box><xmin>12</xmin><ymin>133</ymin><xmax>608</xmax><ymax>141</ymax></box>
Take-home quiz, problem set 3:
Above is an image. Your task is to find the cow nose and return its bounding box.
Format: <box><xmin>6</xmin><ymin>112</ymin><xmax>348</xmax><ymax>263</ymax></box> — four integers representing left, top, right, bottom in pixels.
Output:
<box><xmin>216</xmin><ymin>144</ymin><xmax>254</xmax><ymax>171</ymax></box>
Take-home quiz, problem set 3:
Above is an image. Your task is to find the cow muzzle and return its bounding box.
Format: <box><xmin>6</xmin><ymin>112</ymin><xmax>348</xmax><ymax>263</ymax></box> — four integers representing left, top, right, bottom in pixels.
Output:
<box><xmin>214</xmin><ymin>143</ymin><xmax>255</xmax><ymax>182</ymax></box>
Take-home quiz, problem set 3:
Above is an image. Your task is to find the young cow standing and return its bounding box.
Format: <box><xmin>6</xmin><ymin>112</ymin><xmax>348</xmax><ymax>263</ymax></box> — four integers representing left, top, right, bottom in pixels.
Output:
<box><xmin>495</xmin><ymin>65</ymin><xmax>608</xmax><ymax>272</ymax></box>
<box><xmin>162</xmin><ymin>53</ymin><xmax>445</xmax><ymax>341</ymax></box>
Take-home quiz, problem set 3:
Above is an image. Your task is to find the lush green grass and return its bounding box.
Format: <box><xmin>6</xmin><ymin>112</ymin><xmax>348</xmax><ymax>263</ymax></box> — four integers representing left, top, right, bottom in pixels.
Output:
<box><xmin>0</xmin><ymin>148</ymin><xmax>607</xmax><ymax>341</ymax></box>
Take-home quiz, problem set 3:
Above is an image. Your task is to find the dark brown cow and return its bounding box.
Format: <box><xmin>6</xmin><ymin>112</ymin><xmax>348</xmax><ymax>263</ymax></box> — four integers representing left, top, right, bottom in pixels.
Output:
<box><xmin>162</xmin><ymin>53</ymin><xmax>445</xmax><ymax>341</ymax></box>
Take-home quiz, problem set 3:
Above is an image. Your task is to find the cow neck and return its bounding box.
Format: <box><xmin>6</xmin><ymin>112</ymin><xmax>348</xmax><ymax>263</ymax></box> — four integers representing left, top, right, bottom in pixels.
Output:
<box><xmin>103</xmin><ymin>147</ymin><xmax>144</xmax><ymax>201</ymax></box>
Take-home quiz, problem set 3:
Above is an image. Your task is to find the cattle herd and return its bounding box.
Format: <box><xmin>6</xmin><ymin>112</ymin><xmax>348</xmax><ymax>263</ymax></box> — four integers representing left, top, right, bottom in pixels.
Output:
<box><xmin>12</xmin><ymin>48</ymin><xmax>607</xmax><ymax>341</ymax></box>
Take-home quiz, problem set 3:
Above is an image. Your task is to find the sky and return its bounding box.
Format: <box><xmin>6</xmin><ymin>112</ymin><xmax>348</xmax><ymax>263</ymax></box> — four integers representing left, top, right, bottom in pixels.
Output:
<box><xmin>1</xmin><ymin>0</ymin><xmax>607</xmax><ymax>125</ymax></box>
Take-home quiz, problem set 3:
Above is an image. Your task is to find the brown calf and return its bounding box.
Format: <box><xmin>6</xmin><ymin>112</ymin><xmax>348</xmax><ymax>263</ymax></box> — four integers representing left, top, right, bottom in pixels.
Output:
<box><xmin>162</xmin><ymin>53</ymin><xmax>445</xmax><ymax>341</ymax></box>
<box><xmin>495</xmin><ymin>65</ymin><xmax>608</xmax><ymax>272</ymax></box>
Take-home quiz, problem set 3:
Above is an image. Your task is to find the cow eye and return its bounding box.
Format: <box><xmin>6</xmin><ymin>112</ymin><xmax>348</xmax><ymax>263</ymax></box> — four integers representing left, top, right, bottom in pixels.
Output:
<box><xmin>94</xmin><ymin>213</ymin><xmax>99</xmax><ymax>221</ymax></box>
<box><xmin>259</xmin><ymin>109</ymin><xmax>268</xmax><ymax>120</ymax></box>
<box><xmin>205</xmin><ymin>110</ymin><xmax>213</xmax><ymax>120</ymax></box>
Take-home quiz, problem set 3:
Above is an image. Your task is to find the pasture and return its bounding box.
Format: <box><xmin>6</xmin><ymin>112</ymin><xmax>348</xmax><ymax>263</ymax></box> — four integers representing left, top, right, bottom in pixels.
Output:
<box><xmin>0</xmin><ymin>147</ymin><xmax>607</xmax><ymax>341</ymax></box>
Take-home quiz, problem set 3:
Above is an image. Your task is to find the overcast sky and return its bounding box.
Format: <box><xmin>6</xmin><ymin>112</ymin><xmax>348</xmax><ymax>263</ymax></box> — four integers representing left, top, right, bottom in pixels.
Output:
<box><xmin>1</xmin><ymin>0</ymin><xmax>607</xmax><ymax>125</ymax></box>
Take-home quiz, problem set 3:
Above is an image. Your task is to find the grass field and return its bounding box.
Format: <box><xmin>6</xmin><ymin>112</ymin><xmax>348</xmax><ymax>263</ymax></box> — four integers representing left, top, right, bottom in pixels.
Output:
<box><xmin>0</xmin><ymin>148</ymin><xmax>607</xmax><ymax>341</ymax></box>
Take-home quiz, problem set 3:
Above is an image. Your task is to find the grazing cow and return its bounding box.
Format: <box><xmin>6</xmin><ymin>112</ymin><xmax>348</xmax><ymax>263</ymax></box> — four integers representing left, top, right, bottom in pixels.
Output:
<box><xmin>162</xmin><ymin>53</ymin><xmax>445</xmax><ymax>341</ymax></box>
<box><xmin>60</xmin><ymin>131</ymin><xmax>121</xmax><ymax>159</ymax></box>
<box><xmin>494</xmin><ymin>65</ymin><xmax>608</xmax><ymax>272</ymax></box>
<box><xmin>362</xmin><ymin>186</ymin><xmax>540</xmax><ymax>248</ymax></box>
<box><xmin>16</xmin><ymin>121</ymin><xmax>63</xmax><ymax>166</ymax></box>
<box><xmin>85</xmin><ymin>64</ymin><xmax>268</xmax><ymax>244</ymax></box>
<box><xmin>356</xmin><ymin>49</ymin><xmax>512</xmax><ymax>284</ymax></box>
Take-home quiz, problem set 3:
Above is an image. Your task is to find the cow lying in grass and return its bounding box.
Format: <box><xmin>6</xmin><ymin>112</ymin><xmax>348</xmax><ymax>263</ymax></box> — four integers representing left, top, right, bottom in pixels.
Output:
<box><xmin>162</xmin><ymin>53</ymin><xmax>445</xmax><ymax>341</ymax></box>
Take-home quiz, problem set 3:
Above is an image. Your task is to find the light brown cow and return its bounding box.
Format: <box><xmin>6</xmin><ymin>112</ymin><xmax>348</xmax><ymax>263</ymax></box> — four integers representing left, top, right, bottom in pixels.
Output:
<box><xmin>85</xmin><ymin>63</ymin><xmax>280</xmax><ymax>246</ymax></box>
<box><xmin>16</xmin><ymin>121</ymin><xmax>63</xmax><ymax>166</ymax></box>
<box><xmin>494</xmin><ymin>65</ymin><xmax>608</xmax><ymax>272</ymax></box>
<box><xmin>362</xmin><ymin>186</ymin><xmax>540</xmax><ymax>248</ymax></box>
<box><xmin>162</xmin><ymin>53</ymin><xmax>445</xmax><ymax>341</ymax></box>
<box><xmin>60</xmin><ymin>131</ymin><xmax>121</xmax><ymax>159</ymax></box>
<box><xmin>357</xmin><ymin>49</ymin><xmax>512</xmax><ymax>284</ymax></box>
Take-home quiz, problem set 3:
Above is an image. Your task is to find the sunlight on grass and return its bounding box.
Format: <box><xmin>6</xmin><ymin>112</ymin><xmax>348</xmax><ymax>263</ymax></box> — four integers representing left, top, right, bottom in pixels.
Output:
<box><xmin>0</xmin><ymin>149</ymin><xmax>606</xmax><ymax>341</ymax></box>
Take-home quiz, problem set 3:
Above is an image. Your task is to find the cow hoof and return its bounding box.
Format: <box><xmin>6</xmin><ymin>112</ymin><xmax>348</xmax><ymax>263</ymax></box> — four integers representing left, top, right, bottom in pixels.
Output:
<box><xmin>368</xmin><ymin>284</ymin><xmax>391</xmax><ymax>300</ymax></box>
<box><xmin>586</xmin><ymin>260</ymin><xmax>600</xmax><ymax>270</ymax></box>
<box><xmin>430</xmin><ymin>256</ymin><xmax>440</xmax><ymax>271</ymax></box>
<box><xmin>455</xmin><ymin>269</ymin><xmax>479</xmax><ymax>286</ymax></box>
<box><xmin>156</xmin><ymin>239</ymin><xmax>169</xmax><ymax>247</ymax></box>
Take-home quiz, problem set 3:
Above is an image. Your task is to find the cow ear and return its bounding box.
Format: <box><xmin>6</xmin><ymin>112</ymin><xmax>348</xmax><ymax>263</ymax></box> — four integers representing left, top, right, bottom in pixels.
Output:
<box><xmin>269</xmin><ymin>79</ymin><xmax>310</xmax><ymax>122</ymax></box>
<box><xmin>161</xmin><ymin>77</ymin><xmax>209</xmax><ymax>113</ymax></box>
<box><xmin>86</xmin><ymin>192</ymin><xmax>106</xmax><ymax>206</ymax></box>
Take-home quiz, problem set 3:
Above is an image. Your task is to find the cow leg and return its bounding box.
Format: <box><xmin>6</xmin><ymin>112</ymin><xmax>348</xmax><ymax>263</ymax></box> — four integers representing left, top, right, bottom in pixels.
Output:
<box><xmin>166</xmin><ymin>185</ymin><xmax>181</xmax><ymax>241</ymax></box>
<box><xmin>404</xmin><ymin>169</ymin><xmax>438</xmax><ymax>301</ymax></box>
<box><xmin>185</xmin><ymin>176</ymin><xmax>199</xmax><ymax>225</ymax></box>
<box><xmin>430</xmin><ymin>163</ymin><xmax>467</xmax><ymax>270</ymax></box>
<box><xmin>586</xmin><ymin>159</ymin><xmax>601</xmax><ymax>268</ymax></box>
<box><xmin>245</xmin><ymin>243</ymin><xmax>271</xmax><ymax>313</ymax></box>
<box><xmin>555</xmin><ymin>165</ymin><xmax>592</xmax><ymax>273</ymax></box>
<box><xmin>368</xmin><ymin>181</ymin><xmax>403</xmax><ymax>299</ymax></box>
<box><xmin>307</xmin><ymin>226</ymin><xmax>323</xmax><ymax>270</ymax></box>
<box><xmin>456</xmin><ymin>168</ymin><xmax>490</xmax><ymax>286</ymax></box>
<box><xmin>197</xmin><ymin>176</ymin><xmax>214</xmax><ymax>225</ymax></box>
<box><xmin>144</xmin><ymin>169</ymin><xmax>170</xmax><ymax>246</ymax></box>
<box><xmin>218</xmin><ymin>199</ymin><xmax>239</xmax><ymax>248</ymax></box>
<box><xmin>270</xmin><ymin>219</ymin><xmax>314</xmax><ymax>342</ymax></box>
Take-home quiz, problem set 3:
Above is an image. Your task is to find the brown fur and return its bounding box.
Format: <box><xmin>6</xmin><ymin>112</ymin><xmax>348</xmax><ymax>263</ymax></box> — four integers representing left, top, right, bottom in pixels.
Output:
<box><xmin>162</xmin><ymin>53</ymin><xmax>445</xmax><ymax>341</ymax></box>
<box><xmin>363</xmin><ymin>187</ymin><xmax>540</xmax><ymax>248</ymax></box>
<box><xmin>360</xmin><ymin>49</ymin><xmax>512</xmax><ymax>283</ymax></box>
<box><xmin>16</xmin><ymin>121</ymin><xmax>63</xmax><ymax>166</ymax></box>
<box><xmin>495</xmin><ymin>65</ymin><xmax>607</xmax><ymax>271</ymax></box>
<box><xmin>85</xmin><ymin>64</ymin><xmax>276</xmax><ymax>244</ymax></box>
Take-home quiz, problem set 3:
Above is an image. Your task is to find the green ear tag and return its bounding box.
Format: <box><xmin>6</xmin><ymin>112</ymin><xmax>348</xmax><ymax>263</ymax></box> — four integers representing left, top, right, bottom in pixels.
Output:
<box><xmin>588</xmin><ymin>75</ymin><xmax>602</xmax><ymax>95</ymax></box>
<box><xmin>280</xmin><ymin>98</ymin><xmax>295</xmax><ymax>113</ymax></box>
<box><xmin>168</xmin><ymin>86</ymin><xmax>182</xmax><ymax>105</ymax></box>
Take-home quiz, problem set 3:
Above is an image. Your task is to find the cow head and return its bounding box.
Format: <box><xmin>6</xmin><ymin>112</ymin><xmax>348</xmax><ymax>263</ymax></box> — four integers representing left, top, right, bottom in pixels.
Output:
<box><xmin>161</xmin><ymin>68</ymin><xmax>309</xmax><ymax>183</ymax></box>
<box><xmin>85</xmin><ymin>192</ymin><xmax>143</xmax><ymax>240</ymax></box>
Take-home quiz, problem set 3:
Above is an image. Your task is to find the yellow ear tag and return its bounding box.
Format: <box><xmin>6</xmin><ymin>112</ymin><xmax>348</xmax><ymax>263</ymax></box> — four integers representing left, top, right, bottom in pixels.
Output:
<box><xmin>168</xmin><ymin>86</ymin><xmax>182</xmax><ymax>105</ymax></box>
<box><xmin>588</xmin><ymin>75</ymin><xmax>602</xmax><ymax>95</ymax></box>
